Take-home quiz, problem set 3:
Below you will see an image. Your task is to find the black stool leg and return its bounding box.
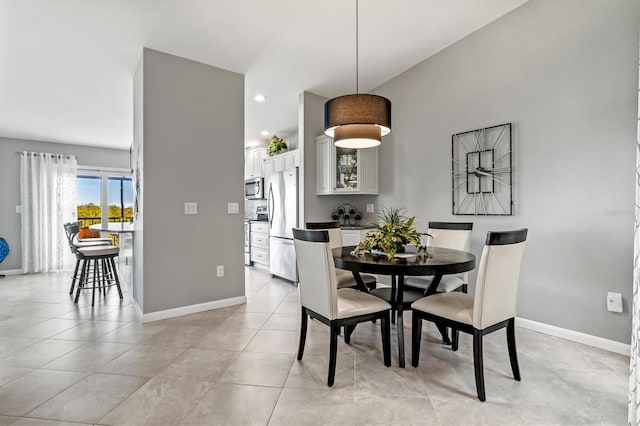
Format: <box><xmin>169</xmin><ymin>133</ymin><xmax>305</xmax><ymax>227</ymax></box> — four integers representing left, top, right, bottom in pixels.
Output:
<box><xmin>74</xmin><ymin>258</ymin><xmax>88</xmax><ymax>303</ymax></box>
<box><xmin>69</xmin><ymin>259</ymin><xmax>80</xmax><ymax>294</ymax></box>
<box><xmin>101</xmin><ymin>259</ymin><xmax>109</xmax><ymax>296</ymax></box>
<box><xmin>91</xmin><ymin>258</ymin><xmax>98</xmax><ymax>307</ymax></box>
<box><xmin>110</xmin><ymin>256</ymin><xmax>123</xmax><ymax>299</ymax></box>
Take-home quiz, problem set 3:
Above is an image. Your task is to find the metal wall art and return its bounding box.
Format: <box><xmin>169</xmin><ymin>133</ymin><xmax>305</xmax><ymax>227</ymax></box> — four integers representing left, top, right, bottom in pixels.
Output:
<box><xmin>331</xmin><ymin>203</ymin><xmax>362</xmax><ymax>226</ymax></box>
<box><xmin>451</xmin><ymin>123</ymin><xmax>513</xmax><ymax>216</ymax></box>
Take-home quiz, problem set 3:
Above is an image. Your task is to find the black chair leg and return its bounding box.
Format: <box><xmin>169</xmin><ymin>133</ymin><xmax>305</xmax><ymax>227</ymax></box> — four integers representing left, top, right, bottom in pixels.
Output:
<box><xmin>473</xmin><ymin>329</ymin><xmax>486</xmax><ymax>402</ymax></box>
<box><xmin>506</xmin><ymin>318</ymin><xmax>521</xmax><ymax>381</ymax></box>
<box><xmin>328</xmin><ymin>323</ymin><xmax>339</xmax><ymax>387</ymax></box>
<box><xmin>452</xmin><ymin>329</ymin><xmax>459</xmax><ymax>352</ymax></box>
<box><xmin>344</xmin><ymin>325</ymin><xmax>356</xmax><ymax>344</ymax></box>
<box><xmin>461</xmin><ymin>284</ymin><xmax>468</xmax><ymax>293</ymax></box>
<box><xmin>411</xmin><ymin>313</ymin><xmax>422</xmax><ymax>367</ymax></box>
<box><xmin>297</xmin><ymin>308</ymin><xmax>308</xmax><ymax>360</ymax></box>
<box><xmin>436</xmin><ymin>323</ymin><xmax>451</xmax><ymax>345</ymax></box>
<box><xmin>381</xmin><ymin>312</ymin><xmax>391</xmax><ymax>367</ymax></box>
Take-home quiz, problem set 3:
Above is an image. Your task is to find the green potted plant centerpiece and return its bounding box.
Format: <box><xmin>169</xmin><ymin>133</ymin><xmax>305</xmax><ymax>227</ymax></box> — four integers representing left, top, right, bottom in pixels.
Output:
<box><xmin>267</xmin><ymin>135</ymin><xmax>287</xmax><ymax>156</ymax></box>
<box><xmin>351</xmin><ymin>207</ymin><xmax>429</xmax><ymax>259</ymax></box>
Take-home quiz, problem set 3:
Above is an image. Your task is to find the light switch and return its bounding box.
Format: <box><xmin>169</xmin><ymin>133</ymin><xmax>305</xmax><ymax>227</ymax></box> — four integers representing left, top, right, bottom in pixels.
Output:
<box><xmin>228</xmin><ymin>202</ymin><xmax>239</xmax><ymax>214</ymax></box>
<box><xmin>607</xmin><ymin>292</ymin><xmax>623</xmax><ymax>313</ymax></box>
<box><xmin>184</xmin><ymin>202</ymin><xmax>198</xmax><ymax>215</ymax></box>
<box><xmin>15</xmin><ymin>205</ymin><xmax>22</xmax><ymax>214</ymax></box>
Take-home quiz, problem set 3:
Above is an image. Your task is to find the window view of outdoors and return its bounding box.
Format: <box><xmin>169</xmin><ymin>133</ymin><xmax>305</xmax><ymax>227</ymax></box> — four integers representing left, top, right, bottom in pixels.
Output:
<box><xmin>77</xmin><ymin>175</ymin><xmax>134</xmax><ymax>233</ymax></box>
<box><xmin>107</xmin><ymin>176</ymin><xmax>134</xmax><ymax>223</ymax></box>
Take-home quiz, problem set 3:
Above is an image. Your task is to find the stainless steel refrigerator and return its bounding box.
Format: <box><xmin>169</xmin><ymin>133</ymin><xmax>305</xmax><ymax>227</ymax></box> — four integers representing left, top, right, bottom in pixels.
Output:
<box><xmin>268</xmin><ymin>168</ymin><xmax>298</xmax><ymax>282</ymax></box>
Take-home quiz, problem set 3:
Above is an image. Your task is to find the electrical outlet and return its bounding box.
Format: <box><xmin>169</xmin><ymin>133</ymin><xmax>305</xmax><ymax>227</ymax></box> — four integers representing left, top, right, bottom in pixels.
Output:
<box><xmin>607</xmin><ymin>292</ymin><xmax>622</xmax><ymax>313</ymax></box>
<box><xmin>216</xmin><ymin>265</ymin><xmax>224</xmax><ymax>277</ymax></box>
<box><xmin>184</xmin><ymin>202</ymin><xmax>198</xmax><ymax>215</ymax></box>
<box><xmin>366</xmin><ymin>203</ymin><xmax>375</xmax><ymax>213</ymax></box>
<box><xmin>15</xmin><ymin>205</ymin><xmax>22</xmax><ymax>214</ymax></box>
<box><xmin>227</xmin><ymin>203</ymin><xmax>239</xmax><ymax>214</ymax></box>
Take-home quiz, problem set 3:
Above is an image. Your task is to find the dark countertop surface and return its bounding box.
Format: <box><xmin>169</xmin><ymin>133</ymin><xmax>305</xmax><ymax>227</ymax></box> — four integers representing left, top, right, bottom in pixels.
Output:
<box><xmin>340</xmin><ymin>225</ymin><xmax>376</xmax><ymax>230</ymax></box>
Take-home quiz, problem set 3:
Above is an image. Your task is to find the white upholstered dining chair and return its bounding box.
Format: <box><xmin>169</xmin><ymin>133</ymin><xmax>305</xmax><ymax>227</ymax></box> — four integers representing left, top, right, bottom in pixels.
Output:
<box><xmin>405</xmin><ymin>221</ymin><xmax>473</xmax><ymax>293</ymax></box>
<box><xmin>293</xmin><ymin>228</ymin><xmax>391</xmax><ymax>386</ymax></box>
<box><xmin>411</xmin><ymin>228</ymin><xmax>528</xmax><ymax>401</ymax></box>
<box><xmin>305</xmin><ymin>221</ymin><xmax>377</xmax><ymax>290</ymax></box>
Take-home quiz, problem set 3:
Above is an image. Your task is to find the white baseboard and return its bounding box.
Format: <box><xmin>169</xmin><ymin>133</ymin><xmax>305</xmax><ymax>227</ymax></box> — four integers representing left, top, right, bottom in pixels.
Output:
<box><xmin>0</xmin><ymin>269</ymin><xmax>22</xmax><ymax>276</ymax></box>
<box><xmin>516</xmin><ymin>317</ymin><xmax>630</xmax><ymax>356</ymax></box>
<box><xmin>127</xmin><ymin>294</ymin><xmax>143</xmax><ymax>320</ymax></box>
<box><xmin>141</xmin><ymin>296</ymin><xmax>247</xmax><ymax>323</ymax></box>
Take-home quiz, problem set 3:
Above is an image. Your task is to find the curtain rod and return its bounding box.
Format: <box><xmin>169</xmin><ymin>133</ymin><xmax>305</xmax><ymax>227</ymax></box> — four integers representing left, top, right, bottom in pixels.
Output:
<box><xmin>15</xmin><ymin>151</ymin><xmax>75</xmax><ymax>159</ymax></box>
<box><xmin>77</xmin><ymin>165</ymin><xmax>131</xmax><ymax>173</ymax></box>
<box><xmin>16</xmin><ymin>152</ymin><xmax>132</xmax><ymax>173</ymax></box>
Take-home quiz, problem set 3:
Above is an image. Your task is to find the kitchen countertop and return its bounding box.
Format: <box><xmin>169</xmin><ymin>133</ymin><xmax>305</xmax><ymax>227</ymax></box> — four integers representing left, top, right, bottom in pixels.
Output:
<box><xmin>340</xmin><ymin>225</ymin><xmax>376</xmax><ymax>230</ymax></box>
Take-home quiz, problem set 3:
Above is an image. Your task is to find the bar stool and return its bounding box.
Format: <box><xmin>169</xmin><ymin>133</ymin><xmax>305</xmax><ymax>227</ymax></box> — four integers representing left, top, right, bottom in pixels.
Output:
<box><xmin>74</xmin><ymin>245</ymin><xmax>123</xmax><ymax>306</ymax></box>
<box><xmin>63</xmin><ymin>222</ymin><xmax>110</xmax><ymax>295</ymax></box>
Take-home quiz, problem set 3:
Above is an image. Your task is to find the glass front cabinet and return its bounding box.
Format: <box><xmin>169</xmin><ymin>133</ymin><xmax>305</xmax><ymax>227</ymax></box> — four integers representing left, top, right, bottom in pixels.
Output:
<box><xmin>315</xmin><ymin>135</ymin><xmax>379</xmax><ymax>195</ymax></box>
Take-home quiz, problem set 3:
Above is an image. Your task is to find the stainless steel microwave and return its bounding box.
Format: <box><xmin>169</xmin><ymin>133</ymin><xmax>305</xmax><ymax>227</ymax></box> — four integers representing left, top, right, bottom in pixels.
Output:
<box><xmin>245</xmin><ymin>177</ymin><xmax>264</xmax><ymax>199</ymax></box>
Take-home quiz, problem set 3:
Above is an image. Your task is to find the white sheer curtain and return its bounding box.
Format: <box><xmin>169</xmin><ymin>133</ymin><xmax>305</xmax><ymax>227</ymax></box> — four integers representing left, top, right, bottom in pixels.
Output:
<box><xmin>20</xmin><ymin>152</ymin><xmax>77</xmax><ymax>273</ymax></box>
<box><xmin>630</xmin><ymin>53</ymin><xmax>640</xmax><ymax>425</ymax></box>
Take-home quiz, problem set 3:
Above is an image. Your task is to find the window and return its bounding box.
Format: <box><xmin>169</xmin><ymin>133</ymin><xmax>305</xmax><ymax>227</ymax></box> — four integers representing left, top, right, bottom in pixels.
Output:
<box><xmin>107</xmin><ymin>176</ymin><xmax>134</xmax><ymax>223</ymax></box>
<box><xmin>77</xmin><ymin>175</ymin><xmax>102</xmax><ymax>230</ymax></box>
<box><xmin>76</xmin><ymin>169</ymin><xmax>133</xmax><ymax>239</ymax></box>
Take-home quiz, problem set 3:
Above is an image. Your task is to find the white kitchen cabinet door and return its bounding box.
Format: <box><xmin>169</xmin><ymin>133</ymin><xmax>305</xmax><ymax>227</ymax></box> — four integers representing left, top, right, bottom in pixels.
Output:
<box><xmin>263</xmin><ymin>157</ymin><xmax>275</xmax><ymax>195</ymax></box>
<box><xmin>341</xmin><ymin>229</ymin><xmax>371</xmax><ymax>246</ymax></box>
<box><xmin>316</xmin><ymin>136</ymin><xmax>331</xmax><ymax>195</ymax></box>
<box><xmin>274</xmin><ymin>155</ymin><xmax>286</xmax><ymax>172</ymax></box>
<box><xmin>341</xmin><ymin>230</ymin><xmax>361</xmax><ymax>246</ymax></box>
<box><xmin>360</xmin><ymin>145</ymin><xmax>379</xmax><ymax>194</ymax></box>
<box><xmin>244</xmin><ymin>147</ymin><xmax>267</xmax><ymax>179</ymax></box>
<box><xmin>315</xmin><ymin>135</ymin><xmax>379</xmax><ymax>195</ymax></box>
<box><xmin>285</xmin><ymin>151</ymin><xmax>297</xmax><ymax>170</ymax></box>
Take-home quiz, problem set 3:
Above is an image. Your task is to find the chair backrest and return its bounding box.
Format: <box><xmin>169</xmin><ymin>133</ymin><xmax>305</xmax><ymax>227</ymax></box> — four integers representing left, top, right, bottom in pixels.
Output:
<box><xmin>472</xmin><ymin>229</ymin><xmax>528</xmax><ymax>329</ymax></box>
<box><xmin>63</xmin><ymin>222</ymin><xmax>81</xmax><ymax>252</ymax></box>
<box><xmin>305</xmin><ymin>221</ymin><xmax>343</xmax><ymax>249</ymax></box>
<box><xmin>293</xmin><ymin>228</ymin><xmax>339</xmax><ymax>319</ymax></box>
<box><xmin>427</xmin><ymin>222</ymin><xmax>473</xmax><ymax>252</ymax></box>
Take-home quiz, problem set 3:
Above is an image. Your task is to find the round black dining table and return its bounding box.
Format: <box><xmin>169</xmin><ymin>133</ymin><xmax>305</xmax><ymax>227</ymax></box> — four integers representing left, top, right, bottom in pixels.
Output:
<box><xmin>333</xmin><ymin>246</ymin><xmax>476</xmax><ymax>367</ymax></box>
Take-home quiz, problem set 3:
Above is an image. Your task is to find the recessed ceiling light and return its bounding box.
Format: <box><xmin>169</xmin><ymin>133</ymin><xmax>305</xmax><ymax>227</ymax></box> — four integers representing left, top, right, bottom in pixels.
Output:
<box><xmin>261</xmin><ymin>130</ymin><xmax>270</xmax><ymax>136</ymax></box>
<box><xmin>254</xmin><ymin>94</ymin><xmax>266</xmax><ymax>102</ymax></box>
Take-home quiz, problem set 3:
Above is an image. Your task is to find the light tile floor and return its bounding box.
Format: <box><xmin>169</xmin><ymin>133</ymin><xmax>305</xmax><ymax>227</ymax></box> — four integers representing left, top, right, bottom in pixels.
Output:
<box><xmin>0</xmin><ymin>268</ymin><xmax>629</xmax><ymax>425</ymax></box>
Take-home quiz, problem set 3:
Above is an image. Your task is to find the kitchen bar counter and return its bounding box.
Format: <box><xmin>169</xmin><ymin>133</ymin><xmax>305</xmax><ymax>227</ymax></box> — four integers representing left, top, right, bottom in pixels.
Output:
<box><xmin>89</xmin><ymin>222</ymin><xmax>134</xmax><ymax>233</ymax></box>
<box><xmin>89</xmin><ymin>222</ymin><xmax>134</xmax><ymax>295</ymax></box>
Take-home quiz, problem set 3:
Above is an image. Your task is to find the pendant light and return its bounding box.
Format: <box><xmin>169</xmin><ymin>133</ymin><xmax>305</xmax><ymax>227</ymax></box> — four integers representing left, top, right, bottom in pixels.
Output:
<box><xmin>324</xmin><ymin>0</ymin><xmax>391</xmax><ymax>149</ymax></box>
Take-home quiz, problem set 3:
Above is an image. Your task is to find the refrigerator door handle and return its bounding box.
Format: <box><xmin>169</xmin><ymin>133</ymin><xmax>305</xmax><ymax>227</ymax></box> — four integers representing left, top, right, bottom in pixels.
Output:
<box><xmin>268</xmin><ymin>184</ymin><xmax>274</xmax><ymax>227</ymax></box>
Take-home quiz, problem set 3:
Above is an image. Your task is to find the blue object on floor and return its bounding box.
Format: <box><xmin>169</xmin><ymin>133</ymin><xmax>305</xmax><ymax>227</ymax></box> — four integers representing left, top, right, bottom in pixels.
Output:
<box><xmin>0</xmin><ymin>237</ymin><xmax>8</xmax><ymax>277</ymax></box>
<box><xmin>0</xmin><ymin>238</ymin><xmax>8</xmax><ymax>264</ymax></box>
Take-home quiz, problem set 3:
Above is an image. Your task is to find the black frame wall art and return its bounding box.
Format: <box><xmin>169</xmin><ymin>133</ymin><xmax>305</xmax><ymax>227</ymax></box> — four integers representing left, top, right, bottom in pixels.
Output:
<box><xmin>451</xmin><ymin>123</ymin><xmax>513</xmax><ymax>216</ymax></box>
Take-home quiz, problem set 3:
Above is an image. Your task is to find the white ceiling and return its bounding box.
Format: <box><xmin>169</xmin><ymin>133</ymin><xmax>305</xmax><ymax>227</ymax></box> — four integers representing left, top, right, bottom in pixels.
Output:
<box><xmin>0</xmin><ymin>0</ymin><xmax>526</xmax><ymax>150</ymax></box>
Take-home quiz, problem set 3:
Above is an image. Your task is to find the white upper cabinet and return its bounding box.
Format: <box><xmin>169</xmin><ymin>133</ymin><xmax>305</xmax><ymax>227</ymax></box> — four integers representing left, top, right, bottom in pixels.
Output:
<box><xmin>315</xmin><ymin>135</ymin><xmax>379</xmax><ymax>195</ymax></box>
<box><xmin>244</xmin><ymin>147</ymin><xmax>267</xmax><ymax>179</ymax></box>
<box><xmin>263</xmin><ymin>149</ymin><xmax>299</xmax><ymax>194</ymax></box>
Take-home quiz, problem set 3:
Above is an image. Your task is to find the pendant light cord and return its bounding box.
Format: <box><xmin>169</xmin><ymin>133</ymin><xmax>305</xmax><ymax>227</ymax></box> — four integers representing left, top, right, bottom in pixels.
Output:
<box><xmin>355</xmin><ymin>0</ymin><xmax>359</xmax><ymax>94</ymax></box>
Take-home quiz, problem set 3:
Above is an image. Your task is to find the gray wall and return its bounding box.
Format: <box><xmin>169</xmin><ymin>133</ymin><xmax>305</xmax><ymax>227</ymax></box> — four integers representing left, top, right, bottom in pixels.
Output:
<box><xmin>132</xmin><ymin>56</ymin><xmax>144</xmax><ymax>307</ymax></box>
<box><xmin>371</xmin><ymin>0</ymin><xmax>637</xmax><ymax>343</ymax></box>
<box><xmin>299</xmin><ymin>91</ymin><xmax>379</xmax><ymax>225</ymax></box>
<box><xmin>135</xmin><ymin>48</ymin><xmax>245</xmax><ymax>314</ymax></box>
<box><xmin>0</xmin><ymin>137</ymin><xmax>129</xmax><ymax>271</ymax></box>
